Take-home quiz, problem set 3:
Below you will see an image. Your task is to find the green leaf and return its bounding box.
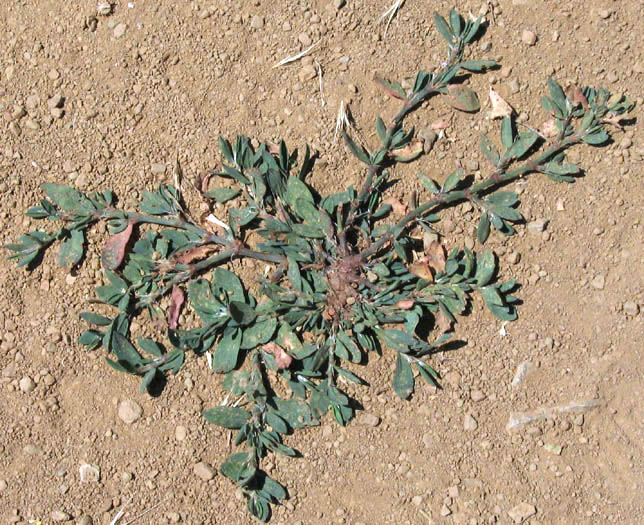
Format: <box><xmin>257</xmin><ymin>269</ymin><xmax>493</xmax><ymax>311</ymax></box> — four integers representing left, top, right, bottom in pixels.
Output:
<box><xmin>506</xmin><ymin>131</ymin><xmax>539</xmax><ymax>159</ymax></box>
<box><xmin>447</xmin><ymin>85</ymin><xmax>480</xmax><ymax>112</ymax></box>
<box><xmin>449</xmin><ymin>9</ymin><xmax>463</xmax><ymax>36</ymax></box>
<box><xmin>583</xmin><ymin>129</ymin><xmax>609</xmax><ymax>145</ymax></box>
<box><xmin>442</xmin><ymin>168</ymin><xmax>464</xmax><ymax>192</ymax></box>
<box><xmin>80</xmin><ymin>312</ymin><xmax>112</xmax><ymax>326</ymax></box>
<box><xmin>376</xmin><ymin>116</ymin><xmax>388</xmax><ymax>146</ymax></box>
<box><xmin>418</xmin><ymin>173</ymin><xmax>439</xmax><ymax>194</ymax></box>
<box><xmin>342</xmin><ymin>131</ymin><xmax>371</xmax><ymax>165</ymax></box>
<box><xmin>489</xmin><ymin>205</ymin><xmax>522</xmax><ymax>222</ymax></box>
<box><xmin>241</xmin><ymin>317</ymin><xmax>277</xmax><ymax>350</ymax></box>
<box><xmin>393</xmin><ymin>353</ymin><xmax>414</xmax><ymax>399</ymax></box>
<box><xmin>433</xmin><ymin>11</ymin><xmax>454</xmax><ymax>44</ymax></box>
<box><xmin>547</xmin><ymin>77</ymin><xmax>567</xmax><ymax>114</ymax></box>
<box><xmin>500</xmin><ymin>117</ymin><xmax>514</xmax><ymax>151</ymax></box>
<box><xmin>248</xmin><ymin>496</ymin><xmax>270</xmax><ymax>522</ymax></box>
<box><xmin>379</xmin><ymin>329</ymin><xmax>416</xmax><ymax>353</ymax></box>
<box><xmin>57</xmin><ymin>229</ymin><xmax>84</xmax><ymax>269</ymax></box>
<box><xmin>416</xmin><ymin>361</ymin><xmax>440</xmax><ymax>388</ymax></box>
<box><xmin>204</xmin><ymin>187</ymin><xmax>241</xmax><ymax>203</ymax></box>
<box><xmin>477</xmin><ymin>212</ymin><xmax>490</xmax><ymax>244</ymax></box>
<box><xmin>228</xmin><ymin>301</ymin><xmax>256</xmax><ymax>326</ymax></box>
<box><xmin>110</xmin><ymin>332</ymin><xmax>143</xmax><ymax>365</ymax></box>
<box><xmin>265</xmin><ymin>411</ymin><xmax>289</xmax><ymax>434</ymax></box>
<box><xmin>459</xmin><ymin>60</ymin><xmax>497</xmax><ymax>72</ymax></box>
<box><xmin>258</xmin><ymin>473</ymin><xmax>287</xmax><ymax>501</ymax></box>
<box><xmin>214</xmin><ymin>268</ymin><xmax>245</xmax><ymax>302</ymax></box>
<box><xmin>285</xmin><ymin>176</ymin><xmax>314</xmax><ymax>209</ymax></box>
<box><xmin>137</xmin><ymin>337</ymin><xmax>165</xmax><ymax>357</ymax></box>
<box><xmin>212</xmin><ymin>328</ymin><xmax>241</xmax><ymax>373</ymax></box>
<box><xmin>273</xmin><ymin>398</ymin><xmax>317</xmax><ymax>428</ymax></box>
<box><xmin>203</xmin><ymin>406</ymin><xmax>251</xmax><ymax>429</ymax></box>
<box><xmin>219</xmin><ymin>137</ymin><xmax>235</xmax><ymax>164</ymax></box>
<box><xmin>475</xmin><ymin>249</ymin><xmax>495</xmax><ymax>286</ymax></box>
<box><xmin>78</xmin><ymin>330</ymin><xmax>102</xmax><ymax>348</ymax></box>
<box><xmin>480</xmin><ymin>134</ymin><xmax>500</xmax><ymax>166</ymax></box>
<box><xmin>220</xmin><ymin>452</ymin><xmax>256</xmax><ymax>485</ymax></box>
<box><xmin>140</xmin><ymin>369</ymin><xmax>157</xmax><ymax>393</ymax></box>
<box><xmin>43</xmin><ymin>184</ymin><xmax>95</xmax><ymax>215</ymax></box>
<box><xmin>486</xmin><ymin>191</ymin><xmax>518</xmax><ymax>206</ymax></box>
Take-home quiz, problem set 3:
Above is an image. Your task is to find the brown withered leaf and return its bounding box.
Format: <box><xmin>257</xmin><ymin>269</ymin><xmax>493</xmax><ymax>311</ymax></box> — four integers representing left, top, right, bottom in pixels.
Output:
<box><xmin>408</xmin><ymin>261</ymin><xmax>433</xmax><ymax>281</ymax></box>
<box><xmin>488</xmin><ymin>87</ymin><xmax>514</xmax><ymax>120</ymax></box>
<box><xmin>167</xmin><ymin>285</ymin><xmax>185</xmax><ymax>329</ymax></box>
<box><xmin>384</xmin><ymin>197</ymin><xmax>408</xmax><ymax>216</ymax></box>
<box><xmin>424</xmin><ymin>241</ymin><xmax>446</xmax><ymax>274</ymax></box>
<box><xmin>395</xmin><ymin>298</ymin><xmax>415</xmax><ymax>310</ymax></box>
<box><xmin>173</xmin><ymin>244</ymin><xmax>218</xmax><ymax>264</ymax></box>
<box><xmin>391</xmin><ymin>138</ymin><xmax>424</xmax><ymax>162</ymax></box>
<box><xmin>566</xmin><ymin>85</ymin><xmax>589</xmax><ymax>110</ymax></box>
<box><xmin>435</xmin><ymin>308</ymin><xmax>453</xmax><ymax>334</ymax></box>
<box><xmin>101</xmin><ymin>220</ymin><xmax>135</xmax><ymax>270</ymax></box>
<box><xmin>261</xmin><ymin>343</ymin><xmax>293</xmax><ymax>369</ymax></box>
<box><xmin>199</xmin><ymin>171</ymin><xmax>215</xmax><ymax>194</ymax></box>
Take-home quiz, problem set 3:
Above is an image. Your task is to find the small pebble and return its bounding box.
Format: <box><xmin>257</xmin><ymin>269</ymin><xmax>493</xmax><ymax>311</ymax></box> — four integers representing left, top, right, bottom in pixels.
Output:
<box><xmin>51</xmin><ymin>510</ymin><xmax>71</xmax><ymax>522</ymax></box>
<box><xmin>113</xmin><ymin>23</ymin><xmax>127</xmax><ymax>38</ymax></box>
<box><xmin>471</xmin><ymin>390</ymin><xmax>486</xmax><ymax>402</ymax></box>
<box><xmin>194</xmin><ymin>461</ymin><xmax>216</xmax><ymax>481</ymax></box>
<box><xmin>623</xmin><ymin>301</ymin><xmax>639</xmax><ymax>316</ymax></box>
<box><xmin>527</xmin><ymin>218</ymin><xmax>547</xmax><ymax>233</ymax></box>
<box><xmin>77</xmin><ymin>516</ymin><xmax>93</xmax><ymax>525</ymax></box>
<box><xmin>117</xmin><ymin>399</ymin><xmax>143</xmax><ymax>424</ymax></box>
<box><xmin>357</xmin><ymin>413</ymin><xmax>380</xmax><ymax>427</ymax></box>
<box><xmin>19</xmin><ymin>376</ymin><xmax>36</xmax><ymax>393</ymax></box>
<box><xmin>508</xmin><ymin>502</ymin><xmax>536</xmax><ymax>523</ymax></box>
<box><xmin>175</xmin><ymin>425</ymin><xmax>187</xmax><ymax>441</ymax></box>
<box><xmin>151</xmin><ymin>162</ymin><xmax>166</xmax><ymax>175</ymax></box>
<box><xmin>590</xmin><ymin>274</ymin><xmax>605</xmax><ymax>290</ymax></box>
<box><xmin>521</xmin><ymin>30</ymin><xmax>537</xmax><ymax>46</ymax></box>
<box><xmin>250</xmin><ymin>15</ymin><xmax>264</xmax><ymax>29</ymax></box>
<box><xmin>79</xmin><ymin>463</ymin><xmax>101</xmax><ymax>483</ymax></box>
<box><xmin>464</xmin><ymin>414</ymin><xmax>478</xmax><ymax>431</ymax></box>
<box><xmin>598</xmin><ymin>8</ymin><xmax>611</xmax><ymax>19</ymax></box>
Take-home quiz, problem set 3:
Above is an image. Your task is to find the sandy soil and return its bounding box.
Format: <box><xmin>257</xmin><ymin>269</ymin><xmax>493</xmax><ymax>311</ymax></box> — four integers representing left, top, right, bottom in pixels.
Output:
<box><xmin>1</xmin><ymin>1</ymin><xmax>642</xmax><ymax>524</ymax></box>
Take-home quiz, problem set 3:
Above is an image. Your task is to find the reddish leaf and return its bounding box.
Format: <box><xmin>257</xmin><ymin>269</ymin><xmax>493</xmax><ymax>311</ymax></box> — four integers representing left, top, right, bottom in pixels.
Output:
<box><xmin>384</xmin><ymin>197</ymin><xmax>408</xmax><ymax>216</ymax></box>
<box><xmin>409</xmin><ymin>261</ymin><xmax>433</xmax><ymax>281</ymax></box>
<box><xmin>423</xmin><ymin>241</ymin><xmax>447</xmax><ymax>273</ymax></box>
<box><xmin>447</xmin><ymin>85</ymin><xmax>480</xmax><ymax>113</ymax></box>
<box><xmin>173</xmin><ymin>245</ymin><xmax>218</xmax><ymax>264</ymax></box>
<box><xmin>167</xmin><ymin>285</ymin><xmax>185</xmax><ymax>329</ymax></box>
<box><xmin>395</xmin><ymin>298</ymin><xmax>415</xmax><ymax>310</ymax></box>
<box><xmin>391</xmin><ymin>138</ymin><xmax>425</xmax><ymax>162</ymax></box>
<box><xmin>435</xmin><ymin>308</ymin><xmax>453</xmax><ymax>334</ymax></box>
<box><xmin>101</xmin><ymin>220</ymin><xmax>134</xmax><ymax>270</ymax></box>
<box><xmin>566</xmin><ymin>85</ymin><xmax>589</xmax><ymax>110</ymax></box>
<box><xmin>261</xmin><ymin>343</ymin><xmax>293</xmax><ymax>369</ymax></box>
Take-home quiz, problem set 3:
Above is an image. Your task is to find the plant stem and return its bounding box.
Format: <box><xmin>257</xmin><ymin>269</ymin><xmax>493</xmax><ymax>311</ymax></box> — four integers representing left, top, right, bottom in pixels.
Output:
<box><xmin>360</xmin><ymin>137</ymin><xmax>577</xmax><ymax>260</ymax></box>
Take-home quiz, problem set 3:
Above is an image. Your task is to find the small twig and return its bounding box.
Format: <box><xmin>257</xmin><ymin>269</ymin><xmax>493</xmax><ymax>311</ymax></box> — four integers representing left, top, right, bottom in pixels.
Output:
<box><xmin>110</xmin><ymin>497</ymin><xmax>133</xmax><ymax>525</ymax></box>
<box><xmin>272</xmin><ymin>40</ymin><xmax>322</xmax><ymax>68</ymax></box>
<box><xmin>315</xmin><ymin>60</ymin><xmax>325</xmax><ymax>107</ymax></box>
<box><xmin>378</xmin><ymin>0</ymin><xmax>406</xmax><ymax>39</ymax></box>
<box><xmin>121</xmin><ymin>501</ymin><xmax>164</xmax><ymax>525</ymax></box>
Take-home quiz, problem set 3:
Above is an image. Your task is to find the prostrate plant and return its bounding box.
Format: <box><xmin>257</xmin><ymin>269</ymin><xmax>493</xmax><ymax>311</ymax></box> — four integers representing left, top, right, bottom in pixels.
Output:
<box><xmin>7</xmin><ymin>10</ymin><xmax>634</xmax><ymax>522</ymax></box>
